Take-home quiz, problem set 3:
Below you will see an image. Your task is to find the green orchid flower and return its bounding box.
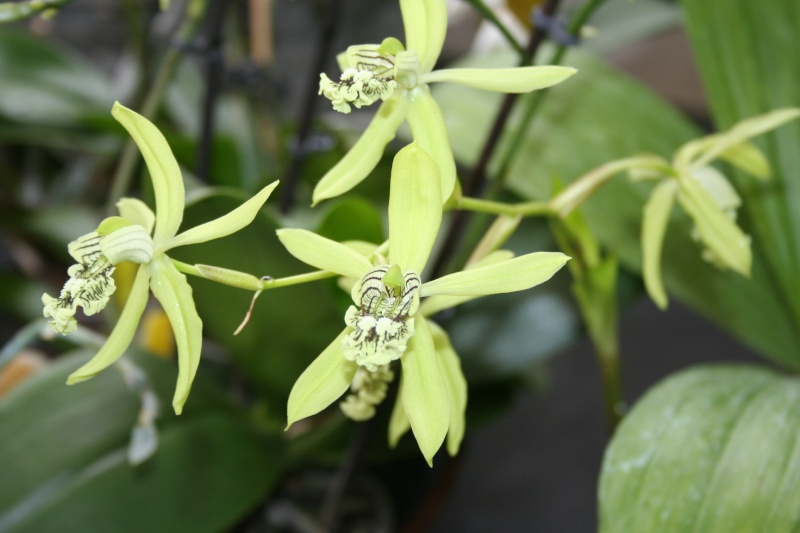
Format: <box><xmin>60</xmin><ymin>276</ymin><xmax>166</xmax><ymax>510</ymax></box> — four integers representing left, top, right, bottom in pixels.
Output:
<box><xmin>312</xmin><ymin>0</ymin><xmax>576</xmax><ymax>206</ymax></box>
<box><xmin>550</xmin><ymin>107</ymin><xmax>800</xmax><ymax>310</ymax></box>
<box><xmin>42</xmin><ymin>102</ymin><xmax>279</xmax><ymax>414</ymax></box>
<box><xmin>278</xmin><ymin>143</ymin><xmax>569</xmax><ymax>465</ymax></box>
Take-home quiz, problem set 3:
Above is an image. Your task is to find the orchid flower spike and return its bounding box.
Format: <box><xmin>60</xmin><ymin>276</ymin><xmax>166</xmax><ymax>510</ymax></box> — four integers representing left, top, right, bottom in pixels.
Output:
<box><xmin>42</xmin><ymin>102</ymin><xmax>279</xmax><ymax>414</ymax></box>
<box><xmin>312</xmin><ymin>0</ymin><xmax>576</xmax><ymax>206</ymax></box>
<box><xmin>278</xmin><ymin>143</ymin><xmax>569</xmax><ymax>465</ymax></box>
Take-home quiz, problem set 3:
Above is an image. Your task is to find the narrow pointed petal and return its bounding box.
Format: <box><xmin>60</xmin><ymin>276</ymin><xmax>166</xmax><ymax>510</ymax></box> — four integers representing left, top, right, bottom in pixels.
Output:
<box><xmin>642</xmin><ymin>180</ymin><xmax>679</xmax><ymax>310</ymax></box>
<box><xmin>312</xmin><ymin>98</ymin><xmax>406</xmax><ymax>205</ymax></box>
<box><xmin>693</xmin><ymin>108</ymin><xmax>800</xmax><ymax>169</ymax></box>
<box><xmin>406</xmin><ymin>86</ymin><xmax>456</xmax><ymax>201</ymax></box>
<box><xmin>421</xmin><ymin>66</ymin><xmax>576</xmax><ymax>93</ymax></box>
<box><xmin>400</xmin><ymin>316</ymin><xmax>449</xmax><ymax>466</ymax></box>
<box><xmin>429</xmin><ymin>322</ymin><xmax>467</xmax><ymax>457</ymax></box>
<box><xmin>163</xmin><ymin>181</ymin><xmax>279</xmax><ymax>251</ymax></box>
<box><xmin>117</xmin><ymin>198</ymin><xmax>155</xmax><ymax>234</ymax></box>
<box><xmin>388</xmin><ymin>380</ymin><xmax>411</xmax><ymax>448</ymax></box>
<box><xmin>400</xmin><ymin>0</ymin><xmax>447</xmax><ymax>73</ymax></box>
<box><xmin>112</xmin><ymin>102</ymin><xmax>184</xmax><ymax>243</ymax></box>
<box><xmin>286</xmin><ymin>329</ymin><xmax>358</xmax><ymax>428</ymax></box>
<box><xmin>421</xmin><ymin>252</ymin><xmax>569</xmax><ymax>297</ymax></box>
<box><xmin>388</xmin><ymin>143</ymin><xmax>442</xmax><ymax>273</ymax></box>
<box><xmin>277</xmin><ymin>228</ymin><xmax>373</xmax><ymax>278</ymax></box>
<box><xmin>719</xmin><ymin>141</ymin><xmax>770</xmax><ymax>180</ymax></box>
<box><xmin>147</xmin><ymin>255</ymin><xmax>203</xmax><ymax>414</ymax></box>
<box><xmin>418</xmin><ymin>250</ymin><xmax>514</xmax><ymax>316</ymax></box>
<box><xmin>66</xmin><ymin>266</ymin><xmax>150</xmax><ymax>384</ymax></box>
<box><xmin>678</xmin><ymin>174</ymin><xmax>752</xmax><ymax>276</ymax></box>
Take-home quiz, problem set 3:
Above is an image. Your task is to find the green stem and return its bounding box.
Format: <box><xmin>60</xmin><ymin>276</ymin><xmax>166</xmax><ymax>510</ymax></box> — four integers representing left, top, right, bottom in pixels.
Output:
<box><xmin>461</xmin><ymin>0</ymin><xmax>526</xmax><ymax>57</ymax></box>
<box><xmin>457</xmin><ymin>196</ymin><xmax>554</xmax><ymax>217</ymax></box>
<box><xmin>105</xmin><ymin>3</ymin><xmax>203</xmax><ymax>214</ymax></box>
<box><xmin>170</xmin><ymin>258</ymin><xmax>337</xmax><ymax>290</ymax></box>
<box><xmin>495</xmin><ymin>0</ymin><xmax>608</xmax><ymax>187</ymax></box>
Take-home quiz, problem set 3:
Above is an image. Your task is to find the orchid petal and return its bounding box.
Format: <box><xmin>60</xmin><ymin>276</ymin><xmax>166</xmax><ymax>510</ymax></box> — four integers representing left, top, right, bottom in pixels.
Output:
<box><xmin>418</xmin><ymin>250</ymin><xmax>514</xmax><ymax>316</ymax></box>
<box><xmin>112</xmin><ymin>102</ymin><xmax>184</xmax><ymax>243</ymax></box>
<box><xmin>421</xmin><ymin>252</ymin><xmax>569</xmax><ymax>297</ymax></box>
<box><xmin>399</xmin><ymin>0</ymin><xmax>435</xmax><ymax>72</ymax></box>
<box><xmin>147</xmin><ymin>255</ymin><xmax>203</xmax><ymax>414</ymax></box>
<box><xmin>312</xmin><ymin>98</ymin><xmax>406</xmax><ymax>205</ymax></box>
<box><xmin>66</xmin><ymin>266</ymin><xmax>150</xmax><ymax>384</ymax></box>
<box><xmin>117</xmin><ymin>198</ymin><xmax>155</xmax><ymax>234</ymax></box>
<box><xmin>406</xmin><ymin>86</ymin><xmax>456</xmax><ymax>201</ymax></box>
<box><xmin>719</xmin><ymin>141</ymin><xmax>771</xmax><ymax>180</ymax></box>
<box><xmin>163</xmin><ymin>181</ymin><xmax>279</xmax><ymax>251</ymax></box>
<box><xmin>677</xmin><ymin>173</ymin><xmax>751</xmax><ymax>276</ymax></box>
<box><xmin>642</xmin><ymin>180</ymin><xmax>678</xmax><ymax>310</ymax></box>
<box><xmin>286</xmin><ymin>329</ymin><xmax>358</xmax><ymax>428</ymax></box>
<box><xmin>388</xmin><ymin>143</ymin><xmax>442</xmax><ymax>273</ymax></box>
<box><xmin>429</xmin><ymin>322</ymin><xmax>466</xmax><ymax>457</ymax></box>
<box><xmin>400</xmin><ymin>316</ymin><xmax>449</xmax><ymax>466</ymax></box>
<box><xmin>277</xmin><ymin>228</ymin><xmax>373</xmax><ymax>278</ymax></box>
<box><xmin>421</xmin><ymin>66</ymin><xmax>576</xmax><ymax>93</ymax></box>
<box><xmin>388</xmin><ymin>377</ymin><xmax>411</xmax><ymax>448</ymax></box>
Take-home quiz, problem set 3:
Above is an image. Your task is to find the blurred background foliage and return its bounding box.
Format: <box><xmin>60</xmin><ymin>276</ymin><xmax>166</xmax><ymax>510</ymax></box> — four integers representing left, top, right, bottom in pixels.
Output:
<box><xmin>1</xmin><ymin>0</ymin><xmax>799</xmax><ymax>531</ymax></box>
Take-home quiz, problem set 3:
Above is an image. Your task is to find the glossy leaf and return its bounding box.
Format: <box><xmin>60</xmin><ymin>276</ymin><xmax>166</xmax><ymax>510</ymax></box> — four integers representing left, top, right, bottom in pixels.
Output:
<box><xmin>600</xmin><ymin>364</ymin><xmax>800</xmax><ymax>532</ymax></box>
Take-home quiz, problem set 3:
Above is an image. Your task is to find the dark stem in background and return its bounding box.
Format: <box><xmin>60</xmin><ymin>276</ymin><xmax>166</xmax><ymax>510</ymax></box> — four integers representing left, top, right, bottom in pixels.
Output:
<box><xmin>105</xmin><ymin>1</ymin><xmax>202</xmax><ymax>214</ymax></box>
<box><xmin>430</xmin><ymin>0</ymin><xmax>562</xmax><ymax>278</ymax></box>
<box><xmin>196</xmin><ymin>0</ymin><xmax>227</xmax><ymax>182</ymax></box>
<box><xmin>279</xmin><ymin>0</ymin><xmax>342</xmax><ymax>213</ymax></box>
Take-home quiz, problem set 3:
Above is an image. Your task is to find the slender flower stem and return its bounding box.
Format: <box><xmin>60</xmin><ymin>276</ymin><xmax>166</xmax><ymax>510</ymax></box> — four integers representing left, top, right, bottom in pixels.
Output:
<box><xmin>106</xmin><ymin>2</ymin><xmax>203</xmax><ymax>214</ymax></box>
<box><xmin>457</xmin><ymin>196</ymin><xmax>554</xmax><ymax>217</ymax></box>
<box><xmin>170</xmin><ymin>258</ymin><xmax>337</xmax><ymax>290</ymax></box>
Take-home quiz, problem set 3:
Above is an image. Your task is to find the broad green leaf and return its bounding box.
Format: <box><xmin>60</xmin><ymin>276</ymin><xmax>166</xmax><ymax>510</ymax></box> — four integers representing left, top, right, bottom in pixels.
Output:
<box><xmin>286</xmin><ymin>329</ymin><xmax>358</xmax><ymax>428</ymax></box>
<box><xmin>316</xmin><ymin>197</ymin><xmax>385</xmax><ymax>245</ymax></box>
<box><xmin>400</xmin><ymin>316</ymin><xmax>449</xmax><ymax>466</ymax></box>
<box><xmin>682</xmin><ymin>0</ymin><xmax>800</xmax><ymax>363</ymax></box>
<box><xmin>600</xmin><ymin>364</ymin><xmax>800</xmax><ymax>533</ymax></box>
<box><xmin>388</xmin><ymin>143</ymin><xmax>442</xmax><ymax>273</ymax></box>
<box><xmin>112</xmin><ymin>102</ymin><xmax>184</xmax><ymax>244</ymax></box>
<box><xmin>67</xmin><ymin>268</ymin><xmax>150</xmax><ymax>384</ymax></box>
<box><xmin>405</xmin><ymin>85</ymin><xmax>456</xmax><ymax>201</ymax></box>
<box><xmin>421</xmin><ymin>252</ymin><xmax>569</xmax><ymax>297</ymax></box>
<box><xmin>422</xmin><ymin>66</ymin><xmax>576</xmax><ymax>93</ymax></box>
<box><xmin>147</xmin><ymin>255</ymin><xmax>203</xmax><ymax>414</ymax></box>
<box><xmin>163</xmin><ymin>181</ymin><xmax>278</xmax><ymax>250</ymax></box>
<box><xmin>641</xmin><ymin>180</ymin><xmax>678</xmax><ymax>309</ymax></box>
<box><xmin>0</xmin><ymin>350</ymin><xmax>284</xmax><ymax>533</ymax></box>
<box><xmin>429</xmin><ymin>322</ymin><xmax>467</xmax><ymax>457</ymax></box>
<box><xmin>312</xmin><ymin>97</ymin><xmax>405</xmax><ymax>205</ymax></box>
<box><xmin>677</xmin><ymin>175</ymin><xmax>751</xmax><ymax>276</ymax></box>
<box><xmin>276</xmin><ymin>228</ymin><xmax>372</xmax><ymax>279</ymax></box>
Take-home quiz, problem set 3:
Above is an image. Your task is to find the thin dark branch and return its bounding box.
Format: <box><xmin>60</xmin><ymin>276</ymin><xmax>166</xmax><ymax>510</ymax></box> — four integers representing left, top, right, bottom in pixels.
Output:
<box><xmin>196</xmin><ymin>0</ymin><xmax>227</xmax><ymax>182</ymax></box>
<box><xmin>280</xmin><ymin>0</ymin><xmax>342</xmax><ymax>213</ymax></box>
<box><xmin>430</xmin><ymin>0</ymin><xmax>562</xmax><ymax>278</ymax></box>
